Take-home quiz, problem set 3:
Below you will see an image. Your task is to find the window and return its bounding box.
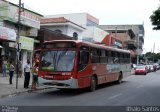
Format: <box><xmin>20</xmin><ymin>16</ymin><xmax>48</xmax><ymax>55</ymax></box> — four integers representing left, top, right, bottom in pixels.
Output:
<box><xmin>78</xmin><ymin>50</ymin><xmax>89</xmax><ymax>71</ymax></box>
<box><xmin>113</xmin><ymin>52</ymin><xmax>120</xmax><ymax>64</ymax></box>
<box><xmin>100</xmin><ymin>49</ymin><xmax>107</xmax><ymax>63</ymax></box>
<box><xmin>126</xmin><ymin>53</ymin><xmax>130</xmax><ymax>63</ymax></box>
<box><xmin>41</xmin><ymin>50</ymin><xmax>76</xmax><ymax>72</ymax></box>
<box><xmin>108</xmin><ymin>51</ymin><xmax>113</xmax><ymax>64</ymax></box>
<box><xmin>123</xmin><ymin>53</ymin><xmax>128</xmax><ymax>63</ymax></box>
<box><xmin>91</xmin><ymin>48</ymin><xmax>100</xmax><ymax>63</ymax></box>
<box><xmin>119</xmin><ymin>53</ymin><xmax>124</xmax><ymax>63</ymax></box>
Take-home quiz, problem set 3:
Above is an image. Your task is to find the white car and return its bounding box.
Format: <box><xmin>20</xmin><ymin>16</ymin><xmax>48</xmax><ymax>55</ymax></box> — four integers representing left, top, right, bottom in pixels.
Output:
<box><xmin>149</xmin><ymin>65</ymin><xmax>154</xmax><ymax>72</ymax></box>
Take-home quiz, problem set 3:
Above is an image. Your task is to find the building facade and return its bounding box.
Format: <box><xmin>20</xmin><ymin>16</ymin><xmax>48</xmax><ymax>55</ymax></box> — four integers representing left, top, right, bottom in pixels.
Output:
<box><xmin>99</xmin><ymin>25</ymin><xmax>144</xmax><ymax>53</ymax></box>
<box><xmin>44</xmin><ymin>13</ymin><xmax>110</xmax><ymax>43</ymax></box>
<box><xmin>40</xmin><ymin>17</ymin><xmax>85</xmax><ymax>40</ymax></box>
<box><xmin>45</xmin><ymin>13</ymin><xmax>99</xmax><ymax>28</ymax></box>
<box><xmin>0</xmin><ymin>0</ymin><xmax>42</xmax><ymax>72</ymax></box>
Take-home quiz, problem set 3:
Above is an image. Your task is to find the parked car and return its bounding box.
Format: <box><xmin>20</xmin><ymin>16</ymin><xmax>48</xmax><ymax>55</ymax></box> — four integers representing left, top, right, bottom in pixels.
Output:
<box><xmin>146</xmin><ymin>65</ymin><xmax>151</xmax><ymax>72</ymax></box>
<box><xmin>149</xmin><ymin>65</ymin><xmax>154</xmax><ymax>72</ymax></box>
<box><xmin>156</xmin><ymin>64</ymin><xmax>160</xmax><ymax>70</ymax></box>
<box><xmin>153</xmin><ymin>63</ymin><xmax>160</xmax><ymax>70</ymax></box>
<box><xmin>135</xmin><ymin>65</ymin><xmax>148</xmax><ymax>75</ymax></box>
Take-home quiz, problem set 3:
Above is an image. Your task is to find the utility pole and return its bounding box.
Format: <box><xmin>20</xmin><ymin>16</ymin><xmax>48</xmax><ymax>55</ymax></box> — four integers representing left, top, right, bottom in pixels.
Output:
<box><xmin>153</xmin><ymin>42</ymin><xmax>155</xmax><ymax>62</ymax></box>
<box><xmin>16</xmin><ymin>0</ymin><xmax>23</xmax><ymax>89</ymax></box>
<box><xmin>137</xmin><ymin>34</ymin><xmax>139</xmax><ymax>65</ymax></box>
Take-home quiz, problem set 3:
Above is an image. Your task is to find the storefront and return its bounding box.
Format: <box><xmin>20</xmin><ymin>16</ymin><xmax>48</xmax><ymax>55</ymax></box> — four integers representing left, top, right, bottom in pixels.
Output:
<box><xmin>0</xmin><ymin>26</ymin><xmax>16</xmax><ymax>71</ymax></box>
<box><xmin>19</xmin><ymin>36</ymin><xmax>34</xmax><ymax>73</ymax></box>
<box><xmin>0</xmin><ymin>0</ymin><xmax>42</xmax><ymax>72</ymax></box>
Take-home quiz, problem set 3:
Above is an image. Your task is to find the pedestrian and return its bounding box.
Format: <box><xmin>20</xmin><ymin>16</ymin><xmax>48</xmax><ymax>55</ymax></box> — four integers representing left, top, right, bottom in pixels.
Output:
<box><xmin>31</xmin><ymin>53</ymin><xmax>39</xmax><ymax>90</ymax></box>
<box><xmin>31</xmin><ymin>63</ymin><xmax>39</xmax><ymax>90</ymax></box>
<box><xmin>2</xmin><ymin>58</ymin><xmax>7</xmax><ymax>77</ymax></box>
<box><xmin>9</xmin><ymin>61</ymin><xmax>14</xmax><ymax>84</ymax></box>
<box><xmin>24</xmin><ymin>59</ymin><xmax>31</xmax><ymax>89</ymax></box>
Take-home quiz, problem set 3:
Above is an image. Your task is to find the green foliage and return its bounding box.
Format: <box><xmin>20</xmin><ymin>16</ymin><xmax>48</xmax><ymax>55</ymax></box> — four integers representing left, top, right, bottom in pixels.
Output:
<box><xmin>150</xmin><ymin>7</ymin><xmax>160</xmax><ymax>30</ymax></box>
<box><xmin>155</xmin><ymin>53</ymin><xmax>160</xmax><ymax>60</ymax></box>
<box><xmin>145</xmin><ymin>52</ymin><xmax>160</xmax><ymax>62</ymax></box>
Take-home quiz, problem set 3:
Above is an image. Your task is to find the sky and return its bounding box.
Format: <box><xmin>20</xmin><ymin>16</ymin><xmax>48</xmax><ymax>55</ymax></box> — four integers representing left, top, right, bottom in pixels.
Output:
<box><xmin>8</xmin><ymin>0</ymin><xmax>160</xmax><ymax>53</ymax></box>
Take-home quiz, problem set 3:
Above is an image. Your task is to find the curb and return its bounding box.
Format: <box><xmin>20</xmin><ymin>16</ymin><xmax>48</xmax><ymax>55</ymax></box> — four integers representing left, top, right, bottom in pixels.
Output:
<box><xmin>0</xmin><ymin>87</ymin><xmax>54</xmax><ymax>99</ymax></box>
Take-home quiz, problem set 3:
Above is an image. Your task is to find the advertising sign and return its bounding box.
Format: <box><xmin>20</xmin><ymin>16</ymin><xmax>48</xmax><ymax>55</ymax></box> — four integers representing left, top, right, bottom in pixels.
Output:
<box><xmin>0</xmin><ymin>2</ymin><xmax>41</xmax><ymax>29</ymax></box>
<box><xmin>93</xmin><ymin>27</ymin><xmax>108</xmax><ymax>42</ymax></box>
<box><xmin>19</xmin><ymin>36</ymin><xmax>34</xmax><ymax>51</ymax></box>
<box><xmin>0</xmin><ymin>26</ymin><xmax>16</xmax><ymax>41</ymax></box>
<box><xmin>82</xmin><ymin>26</ymin><xmax>108</xmax><ymax>43</ymax></box>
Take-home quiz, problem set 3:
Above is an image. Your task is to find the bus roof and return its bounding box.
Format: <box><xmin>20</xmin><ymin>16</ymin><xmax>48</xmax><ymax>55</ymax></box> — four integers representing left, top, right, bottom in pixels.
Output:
<box><xmin>44</xmin><ymin>40</ymin><xmax>130</xmax><ymax>54</ymax></box>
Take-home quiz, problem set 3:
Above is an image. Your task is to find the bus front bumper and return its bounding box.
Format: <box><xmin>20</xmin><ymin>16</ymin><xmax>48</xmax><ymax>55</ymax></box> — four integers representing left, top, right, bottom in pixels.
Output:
<box><xmin>38</xmin><ymin>77</ymin><xmax>79</xmax><ymax>89</ymax></box>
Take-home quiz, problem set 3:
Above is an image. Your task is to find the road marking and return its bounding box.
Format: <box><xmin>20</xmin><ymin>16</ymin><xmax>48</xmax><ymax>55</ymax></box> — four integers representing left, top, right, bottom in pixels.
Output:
<box><xmin>108</xmin><ymin>93</ymin><xmax>122</xmax><ymax>100</ymax></box>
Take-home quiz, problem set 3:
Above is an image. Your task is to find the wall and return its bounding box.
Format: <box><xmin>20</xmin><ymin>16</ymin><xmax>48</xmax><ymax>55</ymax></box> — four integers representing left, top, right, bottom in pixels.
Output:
<box><xmin>45</xmin><ymin>13</ymin><xmax>87</xmax><ymax>28</ymax></box>
<box><xmin>82</xmin><ymin>26</ymin><xmax>109</xmax><ymax>42</ymax></box>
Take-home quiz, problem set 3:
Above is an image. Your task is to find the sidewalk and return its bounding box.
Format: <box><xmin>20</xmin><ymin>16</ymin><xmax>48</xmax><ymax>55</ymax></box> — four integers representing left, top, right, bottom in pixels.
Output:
<box><xmin>0</xmin><ymin>74</ymin><xmax>51</xmax><ymax>99</ymax></box>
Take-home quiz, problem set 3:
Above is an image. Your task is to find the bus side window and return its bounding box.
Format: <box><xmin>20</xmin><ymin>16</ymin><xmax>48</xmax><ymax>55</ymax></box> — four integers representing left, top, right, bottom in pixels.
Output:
<box><xmin>78</xmin><ymin>51</ymin><xmax>89</xmax><ymax>71</ymax></box>
<box><xmin>111</xmin><ymin>51</ymin><xmax>115</xmax><ymax>63</ymax></box>
<box><xmin>114</xmin><ymin>52</ymin><xmax>120</xmax><ymax>64</ymax></box>
<box><xmin>105</xmin><ymin>50</ymin><xmax>108</xmax><ymax>63</ymax></box>
<box><xmin>120</xmin><ymin>53</ymin><xmax>123</xmax><ymax>64</ymax></box>
<box><xmin>124</xmin><ymin>53</ymin><xmax>127</xmax><ymax>63</ymax></box>
<box><xmin>108</xmin><ymin>51</ymin><xmax>113</xmax><ymax>64</ymax></box>
<box><xmin>91</xmin><ymin>48</ymin><xmax>100</xmax><ymax>63</ymax></box>
<box><xmin>113</xmin><ymin>52</ymin><xmax>117</xmax><ymax>63</ymax></box>
<box><xmin>100</xmin><ymin>49</ymin><xmax>107</xmax><ymax>63</ymax></box>
<box><xmin>127</xmin><ymin>53</ymin><xmax>130</xmax><ymax>63</ymax></box>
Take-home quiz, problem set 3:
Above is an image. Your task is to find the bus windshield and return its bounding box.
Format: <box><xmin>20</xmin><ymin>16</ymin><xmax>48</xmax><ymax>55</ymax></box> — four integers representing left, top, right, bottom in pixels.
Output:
<box><xmin>41</xmin><ymin>50</ymin><xmax>76</xmax><ymax>72</ymax></box>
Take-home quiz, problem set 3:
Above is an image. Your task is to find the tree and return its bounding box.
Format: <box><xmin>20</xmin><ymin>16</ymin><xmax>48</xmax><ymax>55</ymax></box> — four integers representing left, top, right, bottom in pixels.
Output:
<box><xmin>150</xmin><ymin>7</ymin><xmax>160</xmax><ymax>30</ymax></box>
<box><xmin>145</xmin><ymin>52</ymin><xmax>160</xmax><ymax>62</ymax></box>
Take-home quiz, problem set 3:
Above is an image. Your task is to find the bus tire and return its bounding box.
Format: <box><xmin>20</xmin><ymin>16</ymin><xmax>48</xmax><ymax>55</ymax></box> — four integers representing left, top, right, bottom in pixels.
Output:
<box><xmin>117</xmin><ymin>72</ymin><xmax>123</xmax><ymax>84</ymax></box>
<box><xmin>90</xmin><ymin>76</ymin><xmax>97</xmax><ymax>92</ymax></box>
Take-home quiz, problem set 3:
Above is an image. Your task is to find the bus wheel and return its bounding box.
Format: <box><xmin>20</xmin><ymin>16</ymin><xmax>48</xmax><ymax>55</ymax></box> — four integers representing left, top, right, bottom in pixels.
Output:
<box><xmin>90</xmin><ymin>76</ymin><xmax>97</xmax><ymax>92</ymax></box>
<box><xmin>117</xmin><ymin>73</ymin><xmax>123</xmax><ymax>84</ymax></box>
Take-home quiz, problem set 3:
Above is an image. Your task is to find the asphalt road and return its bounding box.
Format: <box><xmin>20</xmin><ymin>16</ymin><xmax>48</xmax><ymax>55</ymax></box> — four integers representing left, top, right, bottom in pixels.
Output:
<box><xmin>0</xmin><ymin>71</ymin><xmax>160</xmax><ymax>106</ymax></box>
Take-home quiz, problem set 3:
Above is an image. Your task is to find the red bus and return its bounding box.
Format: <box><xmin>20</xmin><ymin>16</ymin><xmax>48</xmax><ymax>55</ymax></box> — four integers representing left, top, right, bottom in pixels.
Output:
<box><xmin>38</xmin><ymin>40</ymin><xmax>131</xmax><ymax>91</ymax></box>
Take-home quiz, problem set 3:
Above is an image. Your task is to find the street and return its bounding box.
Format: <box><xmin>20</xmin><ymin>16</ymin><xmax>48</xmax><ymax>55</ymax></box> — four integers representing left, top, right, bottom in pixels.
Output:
<box><xmin>0</xmin><ymin>71</ymin><xmax>160</xmax><ymax>106</ymax></box>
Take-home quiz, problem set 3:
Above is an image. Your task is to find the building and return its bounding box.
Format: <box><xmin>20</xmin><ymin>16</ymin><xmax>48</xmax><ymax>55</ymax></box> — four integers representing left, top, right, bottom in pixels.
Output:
<box><xmin>43</xmin><ymin>13</ymin><xmax>109</xmax><ymax>43</ymax></box>
<box><xmin>36</xmin><ymin>28</ymin><xmax>75</xmax><ymax>49</ymax></box>
<box><xmin>45</xmin><ymin>13</ymin><xmax>99</xmax><ymax>28</ymax></box>
<box><xmin>40</xmin><ymin>17</ymin><xmax>86</xmax><ymax>40</ymax></box>
<box><xmin>0</xmin><ymin>0</ymin><xmax>42</xmax><ymax>71</ymax></box>
<box><xmin>99</xmin><ymin>24</ymin><xmax>144</xmax><ymax>53</ymax></box>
